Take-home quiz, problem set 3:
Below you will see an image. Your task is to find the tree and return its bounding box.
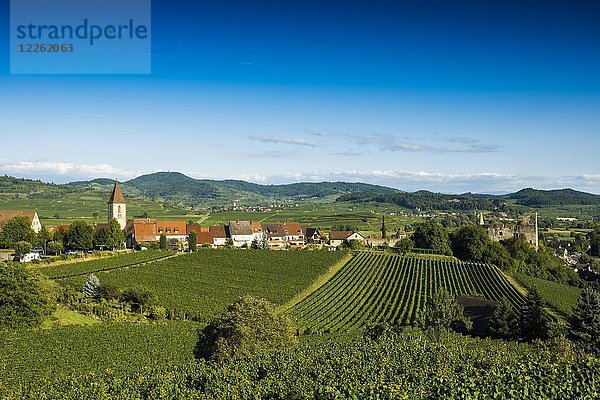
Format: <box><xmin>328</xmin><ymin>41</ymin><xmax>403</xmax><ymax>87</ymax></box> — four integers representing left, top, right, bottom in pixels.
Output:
<box><xmin>195</xmin><ymin>296</ymin><xmax>298</xmax><ymax>361</ymax></box>
<box><xmin>64</xmin><ymin>221</ymin><xmax>94</xmax><ymax>251</ymax></box>
<box><xmin>188</xmin><ymin>230</ymin><xmax>197</xmax><ymax>252</ymax></box>
<box><xmin>0</xmin><ymin>262</ymin><xmax>52</xmax><ymax>330</ymax></box>
<box><xmin>411</xmin><ymin>221</ymin><xmax>452</xmax><ymax>255</ymax></box>
<box><xmin>82</xmin><ymin>274</ymin><xmax>100</xmax><ymax>300</ymax></box>
<box><xmin>488</xmin><ymin>297</ymin><xmax>519</xmax><ymax>340</ymax></box>
<box><xmin>104</xmin><ymin>218</ymin><xmax>125</xmax><ymax>250</ymax></box>
<box><xmin>98</xmin><ymin>283</ymin><xmax>121</xmax><ymax>301</ymax></box>
<box><xmin>0</xmin><ymin>216</ymin><xmax>36</xmax><ymax>248</ymax></box>
<box><xmin>520</xmin><ymin>287</ymin><xmax>553</xmax><ymax>341</ymax></box>
<box><xmin>119</xmin><ymin>286</ymin><xmax>156</xmax><ymax>313</ymax></box>
<box><xmin>450</xmin><ymin>224</ymin><xmax>490</xmax><ymax>261</ymax></box>
<box><xmin>36</xmin><ymin>224</ymin><xmax>51</xmax><ymax>253</ymax></box>
<box><xmin>47</xmin><ymin>241</ymin><xmax>63</xmax><ymax>255</ymax></box>
<box><xmin>588</xmin><ymin>230</ymin><xmax>600</xmax><ymax>256</ymax></box>
<box><xmin>570</xmin><ymin>287</ymin><xmax>600</xmax><ymax>355</ymax></box>
<box><xmin>13</xmin><ymin>241</ymin><xmax>32</xmax><ymax>256</ymax></box>
<box><xmin>417</xmin><ymin>288</ymin><xmax>471</xmax><ymax>335</ymax></box>
<box><xmin>159</xmin><ymin>233</ymin><xmax>167</xmax><ymax>250</ymax></box>
<box><xmin>381</xmin><ymin>216</ymin><xmax>387</xmax><ymax>239</ymax></box>
<box><xmin>394</xmin><ymin>237</ymin><xmax>414</xmax><ymax>253</ymax></box>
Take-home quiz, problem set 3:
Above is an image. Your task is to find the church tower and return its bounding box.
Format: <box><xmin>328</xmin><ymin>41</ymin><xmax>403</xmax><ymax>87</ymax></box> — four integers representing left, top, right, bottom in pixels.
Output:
<box><xmin>108</xmin><ymin>181</ymin><xmax>127</xmax><ymax>229</ymax></box>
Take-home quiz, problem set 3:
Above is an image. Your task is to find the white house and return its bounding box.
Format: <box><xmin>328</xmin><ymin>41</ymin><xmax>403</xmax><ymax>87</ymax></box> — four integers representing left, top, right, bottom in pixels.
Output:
<box><xmin>0</xmin><ymin>210</ymin><xmax>42</xmax><ymax>233</ymax></box>
<box><xmin>229</xmin><ymin>220</ymin><xmax>254</xmax><ymax>247</ymax></box>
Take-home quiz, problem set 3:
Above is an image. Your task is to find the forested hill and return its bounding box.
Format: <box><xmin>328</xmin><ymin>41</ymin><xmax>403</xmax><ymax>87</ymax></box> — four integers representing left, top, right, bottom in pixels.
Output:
<box><xmin>336</xmin><ymin>187</ymin><xmax>600</xmax><ymax>210</ymax></box>
<box><xmin>336</xmin><ymin>191</ymin><xmax>504</xmax><ymax>211</ymax></box>
<box><xmin>507</xmin><ymin>188</ymin><xmax>600</xmax><ymax>206</ymax></box>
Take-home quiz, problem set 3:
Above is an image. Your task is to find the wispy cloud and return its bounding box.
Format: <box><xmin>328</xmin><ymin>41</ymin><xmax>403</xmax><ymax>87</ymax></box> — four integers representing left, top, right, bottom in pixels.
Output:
<box><xmin>328</xmin><ymin>149</ymin><xmax>369</xmax><ymax>156</ymax></box>
<box><xmin>248</xmin><ymin>150</ymin><xmax>290</xmax><ymax>158</ymax></box>
<box><xmin>307</xmin><ymin>129</ymin><xmax>334</xmax><ymax>137</ymax></box>
<box><xmin>248</xmin><ymin>135</ymin><xmax>317</xmax><ymax>147</ymax></box>
<box><xmin>348</xmin><ymin>133</ymin><xmax>501</xmax><ymax>154</ymax></box>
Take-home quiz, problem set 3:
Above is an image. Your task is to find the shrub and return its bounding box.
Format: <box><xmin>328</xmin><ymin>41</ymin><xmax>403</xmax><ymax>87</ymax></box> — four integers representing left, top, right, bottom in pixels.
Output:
<box><xmin>195</xmin><ymin>296</ymin><xmax>298</xmax><ymax>361</ymax></box>
<box><xmin>98</xmin><ymin>283</ymin><xmax>121</xmax><ymax>301</ymax></box>
<box><xmin>0</xmin><ymin>262</ymin><xmax>52</xmax><ymax>330</ymax></box>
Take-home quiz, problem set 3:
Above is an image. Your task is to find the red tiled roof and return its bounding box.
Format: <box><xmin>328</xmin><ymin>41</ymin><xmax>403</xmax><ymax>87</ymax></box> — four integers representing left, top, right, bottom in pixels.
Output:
<box><xmin>251</xmin><ymin>221</ymin><xmax>263</xmax><ymax>233</ymax></box>
<box><xmin>52</xmin><ymin>224</ymin><xmax>70</xmax><ymax>234</ymax></box>
<box><xmin>108</xmin><ymin>181</ymin><xmax>126</xmax><ymax>204</ymax></box>
<box><xmin>156</xmin><ymin>221</ymin><xmax>187</xmax><ymax>235</ymax></box>
<box><xmin>187</xmin><ymin>224</ymin><xmax>208</xmax><ymax>234</ymax></box>
<box><xmin>129</xmin><ymin>219</ymin><xmax>157</xmax><ymax>242</ymax></box>
<box><xmin>282</xmin><ymin>223</ymin><xmax>303</xmax><ymax>235</ymax></box>
<box><xmin>0</xmin><ymin>210</ymin><xmax>37</xmax><ymax>228</ymax></box>
<box><xmin>195</xmin><ymin>231</ymin><xmax>215</xmax><ymax>244</ymax></box>
<box><xmin>209</xmin><ymin>225</ymin><xmax>227</xmax><ymax>238</ymax></box>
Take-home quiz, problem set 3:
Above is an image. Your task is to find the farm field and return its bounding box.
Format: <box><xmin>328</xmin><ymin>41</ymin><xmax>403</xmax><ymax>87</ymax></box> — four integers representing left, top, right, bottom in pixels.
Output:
<box><xmin>292</xmin><ymin>253</ymin><xmax>525</xmax><ymax>332</ymax></box>
<box><xmin>38</xmin><ymin>250</ymin><xmax>175</xmax><ymax>279</ymax></box>
<box><xmin>513</xmin><ymin>272</ymin><xmax>582</xmax><ymax>315</ymax></box>
<box><xmin>1</xmin><ymin>327</ymin><xmax>596</xmax><ymax>399</ymax></box>
<box><xmin>0</xmin><ymin>321</ymin><xmax>200</xmax><ymax>389</ymax></box>
<box><xmin>0</xmin><ymin>192</ymin><xmax>199</xmax><ymax>227</ymax></box>
<box><xmin>60</xmin><ymin>250</ymin><xmax>347</xmax><ymax>320</ymax></box>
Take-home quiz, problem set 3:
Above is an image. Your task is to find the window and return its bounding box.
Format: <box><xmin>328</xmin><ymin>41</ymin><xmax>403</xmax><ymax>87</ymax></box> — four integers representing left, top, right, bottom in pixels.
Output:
<box><xmin>118</xmin><ymin>205</ymin><xmax>121</xmax><ymax>213</ymax></box>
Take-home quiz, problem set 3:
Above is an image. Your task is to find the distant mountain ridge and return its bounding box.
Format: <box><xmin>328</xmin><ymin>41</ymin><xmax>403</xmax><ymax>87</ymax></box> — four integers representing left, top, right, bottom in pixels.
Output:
<box><xmin>2</xmin><ymin>173</ymin><xmax>600</xmax><ymax>209</ymax></box>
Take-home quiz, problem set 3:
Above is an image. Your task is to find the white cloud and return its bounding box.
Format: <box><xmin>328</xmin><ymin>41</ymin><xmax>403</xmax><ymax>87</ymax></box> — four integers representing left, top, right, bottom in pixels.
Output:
<box><xmin>347</xmin><ymin>133</ymin><xmax>501</xmax><ymax>154</ymax></box>
<box><xmin>248</xmin><ymin>135</ymin><xmax>317</xmax><ymax>147</ymax></box>
<box><xmin>0</xmin><ymin>160</ymin><xmax>137</xmax><ymax>181</ymax></box>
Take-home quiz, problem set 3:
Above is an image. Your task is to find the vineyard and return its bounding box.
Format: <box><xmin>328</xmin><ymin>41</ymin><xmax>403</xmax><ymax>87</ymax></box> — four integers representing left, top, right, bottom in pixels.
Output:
<box><xmin>37</xmin><ymin>250</ymin><xmax>175</xmax><ymax>279</ymax></box>
<box><xmin>292</xmin><ymin>252</ymin><xmax>525</xmax><ymax>332</ymax></box>
<box><xmin>60</xmin><ymin>249</ymin><xmax>346</xmax><ymax>320</ymax></box>
<box><xmin>2</xmin><ymin>328</ymin><xmax>597</xmax><ymax>399</ymax></box>
<box><xmin>514</xmin><ymin>272</ymin><xmax>582</xmax><ymax>315</ymax></box>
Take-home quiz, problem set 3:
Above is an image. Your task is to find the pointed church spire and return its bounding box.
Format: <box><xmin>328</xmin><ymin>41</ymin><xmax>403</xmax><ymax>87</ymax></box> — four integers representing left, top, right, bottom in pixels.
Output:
<box><xmin>479</xmin><ymin>212</ymin><xmax>485</xmax><ymax>226</ymax></box>
<box><xmin>108</xmin><ymin>181</ymin><xmax>126</xmax><ymax>204</ymax></box>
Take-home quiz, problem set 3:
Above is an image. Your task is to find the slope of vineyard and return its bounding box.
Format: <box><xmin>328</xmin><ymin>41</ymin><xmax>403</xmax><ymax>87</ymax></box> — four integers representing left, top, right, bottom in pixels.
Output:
<box><xmin>291</xmin><ymin>252</ymin><xmax>524</xmax><ymax>332</ymax></box>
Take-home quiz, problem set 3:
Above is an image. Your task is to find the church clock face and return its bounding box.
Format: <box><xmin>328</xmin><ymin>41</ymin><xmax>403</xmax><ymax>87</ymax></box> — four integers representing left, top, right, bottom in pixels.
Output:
<box><xmin>117</xmin><ymin>214</ymin><xmax>122</xmax><ymax>218</ymax></box>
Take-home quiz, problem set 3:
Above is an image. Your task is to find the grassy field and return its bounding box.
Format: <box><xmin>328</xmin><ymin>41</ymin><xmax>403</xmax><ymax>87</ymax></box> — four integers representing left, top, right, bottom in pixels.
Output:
<box><xmin>291</xmin><ymin>253</ymin><xmax>524</xmax><ymax>333</ymax></box>
<box><xmin>60</xmin><ymin>249</ymin><xmax>347</xmax><ymax>320</ymax></box>
<box><xmin>513</xmin><ymin>272</ymin><xmax>582</xmax><ymax>315</ymax></box>
<box><xmin>0</xmin><ymin>191</ymin><xmax>200</xmax><ymax>227</ymax></box>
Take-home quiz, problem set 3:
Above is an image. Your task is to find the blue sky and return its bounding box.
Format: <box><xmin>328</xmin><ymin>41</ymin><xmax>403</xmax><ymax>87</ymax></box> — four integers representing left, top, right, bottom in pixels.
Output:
<box><xmin>0</xmin><ymin>0</ymin><xmax>599</xmax><ymax>193</ymax></box>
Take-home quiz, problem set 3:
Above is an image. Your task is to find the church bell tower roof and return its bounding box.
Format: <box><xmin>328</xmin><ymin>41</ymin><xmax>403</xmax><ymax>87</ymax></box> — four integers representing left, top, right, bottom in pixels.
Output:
<box><xmin>108</xmin><ymin>181</ymin><xmax>126</xmax><ymax>204</ymax></box>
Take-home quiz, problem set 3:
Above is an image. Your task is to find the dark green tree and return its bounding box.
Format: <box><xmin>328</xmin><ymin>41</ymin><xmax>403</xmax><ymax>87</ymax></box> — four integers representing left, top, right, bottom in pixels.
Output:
<box><xmin>119</xmin><ymin>286</ymin><xmax>156</xmax><ymax>313</ymax></box>
<box><xmin>417</xmin><ymin>288</ymin><xmax>471</xmax><ymax>335</ymax></box>
<box><xmin>195</xmin><ymin>296</ymin><xmax>298</xmax><ymax>361</ymax></box>
<box><xmin>394</xmin><ymin>237</ymin><xmax>414</xmax><ymax>253</ymax></box>
<box><xmin>0</xmin><ymin>216</ymin><xmax>36</xmax><ymax>248</ymax></box>
<box><xmin>450</xmin><ymin>224</ymin><xmax>490</xmax><ymax>261</ymax></box>
<box><xmin>159</xmin><ymin>233</ymin><xmax>167</xmax><ymax>250</ymax></box>
<box><xmin>64</xmin><ymin>221</ymin><xmax>94</xmax><ymax>251</ymax></box>
<box><xmin>188</xmin><ymin>230</ymin><xmax>197</xmax><ymax>252</ymax></box>
<box><xmin>411</xmin><ymin>221</ymin><xmax>452</xmax><ymax>255</ymax></box>
<box><xmin>36</xmin><ymin>224</ymin><xmax>52</xmax><ymax>252</ymax></box>
<box><xmin>98</xmin><ymin>283</ymin><xmax>121</xmax><ymax>301</ymax></box>
<box><xmin>0</xmin><ymin>262</ymin><xmax>52</xmax><ymax>330</ymax></box>
<box><xmin>570</xmin><ymin>287</ymin><xmax>600</xmax><ymax>355</ymax></box>
<box><xmin>488</xmin><ymin>297</ymin><xmax>519</xmax><ymax>339</ymax></box>
<box><xmin>588</xmin><ymin>230</ymin><xmax>600</xmax><ymax>256</ymax></box>
<box><xmin>520</xmin><ymin>287</ymin><xmax>553</xmax><ymax>341</ymax></box>
<box><xmin>381</xmin><ymin>216</ymin><xmax>387</xmax><ymax>239</ymax></box>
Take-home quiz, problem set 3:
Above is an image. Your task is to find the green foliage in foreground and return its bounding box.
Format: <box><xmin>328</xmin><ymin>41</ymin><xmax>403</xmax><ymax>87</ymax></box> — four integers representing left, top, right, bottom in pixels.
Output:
<box><xmin>38</xmin><ymin>250</ymin><xmax>173</xmax><ymax>279</ymax></box>
<box><xmin>195</xmin><ymin>297</ymin><xmax>297</xmax><ymax>360</ymax></box>
<box><xmin>1</xmin><ymin>328</ymin><xmax>597</xmax><ymax>399</ymax></box>
<box><xmin>514</xmin><ymin>272</ymin><xmax>582</xmax><ymax>315</ymax></box>
<box><xmin>570</xmin><ymin>287</ymin><xmax>600</xmax><ymax>355</ymax></box>
<box><xmin>0</xmin><ymin>321</ymin><xmax>200</xmax><ymax>387</ymax></box>
<box><xmin>61</xmin><ymin>250</ymin><xmax>346</xmax><ymax>320</ymax></box>
<box><xmin>0</xmin><ymin>263</ymin><xmax>52</xmax><ymax>331</ymax></box>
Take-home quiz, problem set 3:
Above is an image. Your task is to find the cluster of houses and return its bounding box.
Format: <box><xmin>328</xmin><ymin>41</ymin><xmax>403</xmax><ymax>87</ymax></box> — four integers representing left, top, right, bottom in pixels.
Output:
<box><xmin>106</xmin><ymin>181</ymin><xmax>402</xmax><ymax>249</ymax></box>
